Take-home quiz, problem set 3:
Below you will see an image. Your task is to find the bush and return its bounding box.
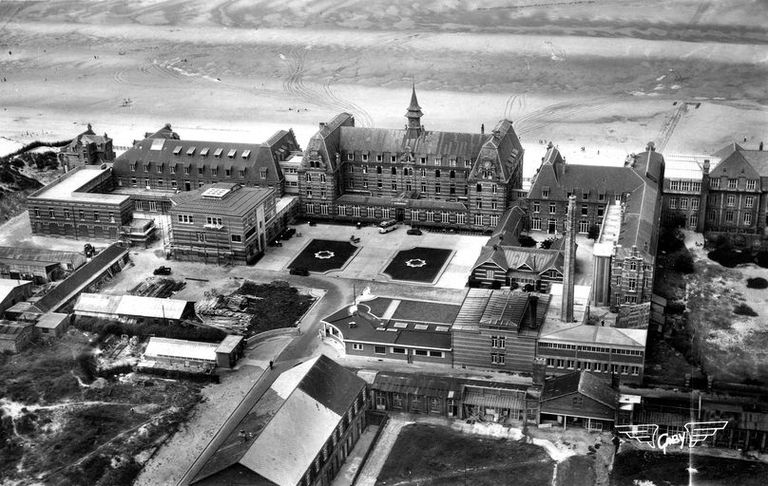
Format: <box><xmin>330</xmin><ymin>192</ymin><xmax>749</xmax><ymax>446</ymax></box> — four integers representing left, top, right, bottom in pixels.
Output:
<box><xmin>666</xmin><ymin>301</ymin><xmax>686</xmax><ymax>315</ymax></box>
<box><xmin>708</xmin><ymin>248</ymin><xmax>752</xmax><ymax>268</ymax></box>
<box><xmin>75</xmin><ymin>317</ymin><xmax>227</xmax><ymax>343</ymax></box>
<box><xmin>746</xmin><ymin>277</ymin><xmax>768</xmax><ymax>289</ymax></box>
<box><xmin>672</xmin><ymin>252</ymin><xmax>695</xmax><ymax>274</ymax></box>
<box><xmin>734</xmin><ymin>303</ymin><xmax>758</xmax><ymax>317</ymax></box>
<box><xmin>540</xmin><ymin>238</ymin><xmax>556</xmax><ymax>249</ymax></box>
<box><xmin>517</xmin><ymin>235</ymin><xmax>537</xmax><ymax>248</ymax></box>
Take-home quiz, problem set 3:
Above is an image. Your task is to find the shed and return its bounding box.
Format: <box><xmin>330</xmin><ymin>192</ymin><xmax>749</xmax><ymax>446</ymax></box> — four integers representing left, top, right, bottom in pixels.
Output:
<box><xmin>0</xmin><ymin>279</ymin><xmax>34</xmax><ymax>316</ymax></box>
<box><xmin>143</xmin><ymin>337</ymin><xmax>219</xmax><ymax>368</ymax></box>
<box><xmin>0</xmin><ymin>321</ymin><xmax>36</xmax><ymax>353</ymax></box>
<box><xmin>215</xmin><ymin>335</ymin><xmax>245</xmax><ymax>368</ymax></box>
<box><xmin>35</xmin><ymin>312</ymin><xmax>71</xmax><ymax>338</ymax></box>
<box><xmin>540</xmin><ymin>371</ymin><xmax>618</xmax><ymax>431</ymax></box>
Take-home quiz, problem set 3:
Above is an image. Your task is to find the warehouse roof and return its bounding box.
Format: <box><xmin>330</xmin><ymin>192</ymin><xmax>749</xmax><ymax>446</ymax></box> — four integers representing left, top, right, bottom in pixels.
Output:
<box><xmin>74</xmin><ymin>293</ymin><xmax>193</xmax><ymax>320</ymax></box>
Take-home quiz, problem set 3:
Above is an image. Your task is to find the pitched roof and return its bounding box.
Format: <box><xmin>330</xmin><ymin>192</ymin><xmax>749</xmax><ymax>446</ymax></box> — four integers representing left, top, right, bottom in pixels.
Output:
<box><xmin>193</xmin><ymin>355</ymin><xmax>365</xmax><ymax>486</ymax></box>
<box><xmin>711</xmin><ymin>143</ymin><xmax>768</xmax><ymax>178</ymax></box>
<box><xmin>32</xmin><ymin>244</ymin><xmax>128</xmax><ymax>313</ymax></box>
<box><xmin>0</xmin><ymin>247</ymin><xmax>85</xmax><ymax>268</ymax></box>
<box><xmin>487</xmin><ymin>206</ymin><xmax>525</xmax><ymax>247</ymax></box>
<box><xmin>144</xmin><ymin>337</ymin><xmax>218</xmax><ymax>362</ymax></box>
<box><xmin>35</xmin><ymin>312</ymin><xmax>69</xmax><ymax>330</ymax></box>
<box><xmin>170</xmin><ymin>183</ymin><xmax>273</xmax><ymax>217</ymax></box>
<box><xmin>539</xmin><ymin>322</ymin><xmax>647</xmax><ymax>348</ymax></box>
<box><xmin>541</xmin><ymin>371</ymin><xmax>617</xmax><ymax>410</ymax></box>
<box><xmin>0</xmin><ymin>279</ymin><xmax>31</xmax><ymax>302</ymax></box>
<box><xmin>339</xmin><ymin>127</ymin><xmax>487</xmax><ymax>158</ymax></box>
<box><xmin>453</xmin><ymin>289</ymin><xmax>551</xmax><ymax>332</ymax></box>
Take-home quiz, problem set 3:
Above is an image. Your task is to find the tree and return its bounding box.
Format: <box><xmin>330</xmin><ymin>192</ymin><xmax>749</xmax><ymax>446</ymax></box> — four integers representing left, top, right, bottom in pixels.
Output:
<box><xmin>587</xmin><ymin>224</ymin><xmax>600</xmax><ymax>241</ymax></box>
<box><xmin>517</xmin><ymin>235</ymin><xmax>537</xmax><ymax>248</ymax></box>
<box><xmin>540</xmin><ymin>238</ymin><xmax>556</xmax><ymax>249</ymax></box>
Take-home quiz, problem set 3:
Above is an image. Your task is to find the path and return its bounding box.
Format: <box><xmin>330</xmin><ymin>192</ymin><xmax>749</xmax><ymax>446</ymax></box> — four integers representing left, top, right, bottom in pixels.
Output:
<box><xmin>354</xmin><ymin>417</ymin><xmax>413</xmax><ymax>486</ymax></box>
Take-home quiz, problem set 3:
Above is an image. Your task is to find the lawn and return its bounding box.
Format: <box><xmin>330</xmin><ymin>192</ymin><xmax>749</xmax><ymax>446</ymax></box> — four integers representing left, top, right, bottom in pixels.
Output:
<box><xmin>383</xmin><ymin>247</ymin><xmax>453</xmax><ymax>283</ymax></box>
<box><xmin>611</xmin><ymin>450</ymin><xmax>768</xmax><ymax>486</ymax></box>
<box><xmin>376</xmin><ymin>423</ymin><xmax>555</xmax><ymax>486</ymax></box>
<box><xmin>288</xmin><ymin>239</ymin><xmax>359</xmax><ymax>273</ymax></box>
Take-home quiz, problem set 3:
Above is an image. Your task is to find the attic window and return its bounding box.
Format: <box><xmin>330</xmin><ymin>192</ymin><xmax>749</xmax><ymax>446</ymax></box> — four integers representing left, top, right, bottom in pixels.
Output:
<box><xmin>414</xmin><ymin>324</ymin><xmax>429</xmax><ymax>330</ymax></box>
<box><xmin>186</xmin><ymin>146</ymin><xmax>196</xmax><ymax>156</ymax></box>
<box><xmin>173</xmin><ymin>145</ymin><xmax>183</xmax><ymax>155</ymax></box>
<box><xmin>542</xmin><ymin>186</ymin><xmax>550</xmax><ymax>198</ymax></box>
<box><xmin>228</xmin><ymin>149</ymin><xmax>237</xmax><ymax>158</ymax></box>
<box><xmin>213</xmin><ymin>148</ymin><xmax>223</xmax><ymax>158</ymax></box>
<box><xmin>393</xmin><ymin>322</ymin><xmax>408</xmax><ymax>329</ymax></box>
<box><xmin>435</xmin><ymin>326</ymin><xmax>449</xmax><ymax>332</ymax></box>
<box><xmin>200</xmin><ymin>147</ymin><xmax>209</xmax><ymax>156</ymax></box>
<box><xmin>242</xmin><ymin>149</ymin><xmax>251</xmax><ymax>159</ymax></box>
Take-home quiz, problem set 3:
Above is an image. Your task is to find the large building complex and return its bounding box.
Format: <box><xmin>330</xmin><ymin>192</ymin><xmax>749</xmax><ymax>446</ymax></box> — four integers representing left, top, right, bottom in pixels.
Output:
<box><xmin>297</xmin><ymin>88</ymin><xmax>524</xmax><ymax>230</ymax></box>
<box><xmin>168</xmin><ymin>183</ymin><xmax>276</xmax><ymax>264</ymax></box>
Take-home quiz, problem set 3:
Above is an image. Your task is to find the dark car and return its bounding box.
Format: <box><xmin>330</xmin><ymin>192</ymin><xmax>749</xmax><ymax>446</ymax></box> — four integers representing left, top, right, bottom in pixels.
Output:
<box><xmin>289</xmin><ymin>267</ymin><xmax>310</xmax><ymax>276</ymax></box>
<box><xmin>153</xmin><ymin>266</ymin><xmax>172</xmax><ymax>276</ymax></box>
<box><xmin>406</xmin><ymin>227</ymin><xmax>423</xmax><ymax>235</ymax></box>
<box><xmin>279</xmin><ymin>227</ymin><xmax>296</xmax><ymax>240</ymax></box>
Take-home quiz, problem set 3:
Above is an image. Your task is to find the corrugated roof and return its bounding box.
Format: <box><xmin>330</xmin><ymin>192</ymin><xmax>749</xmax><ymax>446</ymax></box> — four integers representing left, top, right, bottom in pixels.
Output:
<box><xmin>0</xmin><ymin>321</ymin><xmax>34</xmax><ymax>337</ymax></box>
<box><xmin>215</xmin><ymin>335</ymin><xmax>244</xmax><ymax>354</ymax></box>
<box><xmin>0</xmin><ymin>247</ymin><xmax>85</xmax><ymax>267</ymax></box>
<box><xmin>144</xmin><ymin>337</ymin><xmax>218</xmax><ymax>362</ymax></box>
<box><xmin>115</xmin><ymin>295</ymin><xmax>190</xmax><ymax>320</ymax></box>
<box><xmin>33</xmin><ymin>244</ymin><xmax>128</xmax><ymax>313</ymax></box>
<box><xmin>73</xmin><ymin>293</ymin><xmax>121</xmax><ymax>315</ymax></box>
<box><xmin>463</xmin><ymin>386</ymin><xmax>525</xmax><ymax>410</ymax></box>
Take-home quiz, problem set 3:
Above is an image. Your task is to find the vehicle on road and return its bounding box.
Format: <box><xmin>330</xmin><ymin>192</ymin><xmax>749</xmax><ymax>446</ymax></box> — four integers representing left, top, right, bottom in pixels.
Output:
<box><xmin>406</xmin><ymin>227</ymin><xmax>423</xmax><ymax>235</ymax></box>
<box><xmin>378</xmin><ymin>219</ymin><xmax>398</xmax><ymax>234</ymax></box>
<box><xmin>153</xmin><ymin>266</ymin><xmax>172</xmax><ymax>276</ymax></box>
<box><xmin>289</xmin><ymin>267</ymin><xmax>310</xmax><ymax>276</ymax></box>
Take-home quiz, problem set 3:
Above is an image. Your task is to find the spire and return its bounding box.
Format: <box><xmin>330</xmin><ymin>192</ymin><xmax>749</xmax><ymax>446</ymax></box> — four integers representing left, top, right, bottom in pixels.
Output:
<box><xmin>405</xmin><ymin>83</ymin><xmax>423</xmax><ymax>137</ymax></box>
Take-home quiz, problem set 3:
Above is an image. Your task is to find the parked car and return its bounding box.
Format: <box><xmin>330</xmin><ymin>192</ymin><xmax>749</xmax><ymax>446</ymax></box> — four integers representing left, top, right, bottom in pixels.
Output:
<box><xmin>289</xmin><ymin>267</ymin><xmax>310</xmax><ymax>276</ymax></box>
<box><xmin>153</xmin><ymin>266</ymin><xmax>172</xmax><ymax>276</ymax></box>
<box><xmin>406</xmin><ymin>227</ymin><xmax>423</xmax><ymax>236</ymax></box>
<box><xmin>279</xmin><ymin>227</ymin><xmax>296</xmax><ymax>240</ymax></box>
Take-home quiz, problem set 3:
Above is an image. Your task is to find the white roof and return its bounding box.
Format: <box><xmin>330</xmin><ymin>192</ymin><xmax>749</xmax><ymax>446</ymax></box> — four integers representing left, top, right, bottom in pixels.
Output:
<box><xmin>240</xmin><ymin>388</ymin><xmax>341</xmax><ymax>486</ymax></box>
<box><xmin>144</xmin><ymin>337</ymin><xmax>218</xmax><ymax>362</ymax></box>
<box><xmin>35</xmin><ymin>312</ymin><xmax>69</xmax><ymax>330</ymax></box>
<box><xmin>0</xmin><ymin>279</ymin><xmax>30</xmax><ymax>302</ymax></box>
<box><xmin>33</xmin><ymin>168</ymin><xmax>129</xmax><ymax>204</ymax></box>
<box><xmin>270</xmin><ymin>358</ymin><xmax>317</xmax><ymax>399</ymax></box>
<box><xmin>74</xmin><ymin>293</ymin><xmax>122</xmax><ymax>314</ymax></box>
<box><xmin>115</xmin><ymin>295</ymin><xmax>190</xmax><ymax>320</ymax></box>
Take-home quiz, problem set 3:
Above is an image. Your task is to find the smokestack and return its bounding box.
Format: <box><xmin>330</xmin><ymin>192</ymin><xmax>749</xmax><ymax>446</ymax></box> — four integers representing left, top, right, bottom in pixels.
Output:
<box><xmin>561</xmin><ymin>195</ymin><xmax>577</xmax><ymax>322</ymax></box>
<box><xmin>529</xmin><ymin>295</ymin><xmax>539</xmax><ymax>329</ymax></box>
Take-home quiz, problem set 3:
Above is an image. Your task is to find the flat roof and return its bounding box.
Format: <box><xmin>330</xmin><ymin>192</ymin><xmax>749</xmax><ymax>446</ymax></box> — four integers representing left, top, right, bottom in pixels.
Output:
<box><xmin>215</xmin><ymin>334</ymin><xmax>244</xmax><ymax>354</ymax></box>
<box><xmin>35</xmin><ymin>312</ymin><xmax>69</xmax><ymax>329</ymax></box>
<box><xmin>32</xmin><ymin>168</ymin><xmax>129</xmax><ymax>204</ymax></box>
<box><xmin>144</xmin><ymin>337</ymin><xmax>218</xmax><ymax>362</ymax></box>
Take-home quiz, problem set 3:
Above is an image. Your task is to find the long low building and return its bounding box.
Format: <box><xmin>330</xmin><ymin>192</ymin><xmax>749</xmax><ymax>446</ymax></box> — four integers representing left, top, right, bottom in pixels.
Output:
<box><xmin>141</xmin><ymin>335</ymin><xmax>245</xmax><ymax>371</ymax></box>
<box><xmin>0</xmin><ymin>247</ymin><xmax>86</xmax><ymax>283</ymax></box>
<box><xmin>74</xmin><ymin>293</ymin><xmax>196</xmax><ymax>325</ymax></box>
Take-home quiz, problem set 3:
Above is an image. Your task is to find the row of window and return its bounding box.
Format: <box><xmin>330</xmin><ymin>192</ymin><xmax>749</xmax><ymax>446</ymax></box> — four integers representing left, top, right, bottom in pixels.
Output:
<box><xmin>306</xmin><ymin>203</ymin><xmax>494</xmax><ymax>226</ymax></box>
<box><xmin>545</xmin><ymin>358</ymin><xmax>641</xmax><ymax>375</ymax></box>
<box><xmin>530</xmin><ymin>218</ymin><xmax>597</xmax><ymax>233</ymax></box>
<box><xmin>347</xmin><ymin>153</ymin><xmax>473</xmax><ymax>167</ymax></box>
<box><xmin>667</xmin><ymin>180</ymin><xmax>702</xmax><ymax>193</ymax></box>
<box><xmin>709</xmin><ymin>209</ymin><xmax>754</xmax><ymax>226</ymax></box>
<box><xmin>490</xmin><ymin>335</ymin><xmax>506</xmax><ymax>349</ymax></box>
<box><xmin>129</xmin><ymin>162</ymin><xmax>266</xmax><ymax>179</ymax></box>
<box><xmin>34</xmin><ymin>207</ymin><xmax>115</xmax><ymax>223</ymax></box>
<box><xmin>710</xmin><ymin>178</ymin><xmax>758</xmax><ymax>191</ymax></box>
<box><xmin>538</xmin><ymin>342</ymin><xmax>644</xmax><ymax>356</ymax></box>
<box><xmin>667</xmin><ymin>197</ymin><xmax>700</xmax><ymax>210</ymax></box>
<box><xmin>539</xmin><ymin>187</ymin><xmax>623</xmax><ymax>202</ymax></box>
<box><xmin>352</xmin><ymin>343</ymin><xmax>444</xmax><ymax>358</ymax></box>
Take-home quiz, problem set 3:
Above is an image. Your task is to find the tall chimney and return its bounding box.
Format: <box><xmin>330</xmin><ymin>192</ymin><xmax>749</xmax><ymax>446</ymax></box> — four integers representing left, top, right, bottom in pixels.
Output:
<box><xmin>561</xmin><ymin>195</ymin><xmax>577</xmax><ymax>322</ymax></box>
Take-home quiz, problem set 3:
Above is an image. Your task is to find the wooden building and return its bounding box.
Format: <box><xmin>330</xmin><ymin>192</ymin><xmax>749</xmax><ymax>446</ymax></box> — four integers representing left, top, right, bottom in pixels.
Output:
<box><xmin>0</xmin><ymin>247</ymin><xmax>85</xmax><ymax>283</ymax></box>
<box><xmin>452</xmin><ymin>289</ymin><xmax>551</xmax><ymax>373</ymax></box>
<box><xmin>540</xmin><ymin>371</ymin><xmax>618</xmax><ymax>431</ymax></box>
<box><xmin>34</xmin><ymin>312</ymin><xmax>70</xmax><ymax>338</ymax></box>
<box><xmin>297</xmin><ymin>88</ymin><xmax>525</xmax><ymax>231</ymax></box>
<box><xmin>74</xmin><ymin>293</ymin><xmax>197</xmax><ymax>325</ymax></box>
<box><xmin>169</xmin><ymin>183</ymin><xmax>276</xmax><ymax>265</ymax></box>
<box><xmin>28</xmin><ymin>166</ymin><xmax>133</xmax><ymax>241</ymax></box>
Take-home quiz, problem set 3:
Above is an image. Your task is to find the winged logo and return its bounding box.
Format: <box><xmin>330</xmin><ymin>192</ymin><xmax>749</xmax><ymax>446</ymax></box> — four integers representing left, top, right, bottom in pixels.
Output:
<box><xmin>616</xmin><ymin>421</ymin><xmax>728</xmax><ymax>454</ymax></box>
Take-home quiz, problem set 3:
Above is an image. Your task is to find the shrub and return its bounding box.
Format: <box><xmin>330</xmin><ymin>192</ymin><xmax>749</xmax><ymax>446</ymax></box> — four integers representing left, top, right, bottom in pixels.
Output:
<box><xmin>672</xmin><ymin>252</ymin><xmax>695</xmax><ymax>274</ymax></box>
<box><xmin>517</xmin><ymin>235</ymin><xmax>537</xmax><ymax>247</ymax></box>
<box><xmin>747</xmin><ymin>277</ymin><xmax>768</xmax><ymax>289</ymax></box>
<box><xmin>540</xmin><ymin>238</ymin><xmax>556</xmax><ymax>249</ymax></box>
<box><xmin>734</xmin><ymin>303</ymin><xmax>758</xmax><ymax>317</ymax></box>
<box><xmin>708</xmin><ymin>248</ymin><xmax>752</xmax><ymax>268</ymax></box>
<box><xmin>587</xmin><ymin>224</ymin><xmax>600</xmax><ymax>241</ymax></box>
<box><xmin>666</xmin><ymin>301</ymin><xmax>686</xmax><ymax>315</ymax></box>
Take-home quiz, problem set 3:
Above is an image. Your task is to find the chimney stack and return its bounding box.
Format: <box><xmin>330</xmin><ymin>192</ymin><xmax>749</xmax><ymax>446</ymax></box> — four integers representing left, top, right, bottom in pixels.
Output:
<box><xmin>561</xmin><ymin>195</ymin><xmax>577</xmax><ymax>322</ymax></box>
<box><xmin>533</xmin><ymin>357</ymin><xmax>547</xmax><ymax>385</ymax></box>
<box><xmin>529</xmin><ymin>295</ymin><xmax>539</xmax><ymax>329</ymax></box>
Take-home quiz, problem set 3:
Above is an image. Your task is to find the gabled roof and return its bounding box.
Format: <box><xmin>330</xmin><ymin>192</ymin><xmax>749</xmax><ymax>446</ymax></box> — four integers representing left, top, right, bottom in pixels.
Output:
<box><xmin>539</xmin><ymin>322</ymin><xmax>647</xmax><ymax>347</ymax></box>
<box><xmin>541</xmin><ymin>371</ymin><xmax>617</xmax><ymax>410</ymax></box>
<box><xmin>710</xmin><ymin>143</ymin><xmax>768</xmax><ymax>178</ymax></box>
<box><xmin>192</xmin><ymin>355</ymin><xmax>365</xmax><ymax>486</ymax></box>
<box><xmin>339</xmin><ymin>127</ymin><xmax>487</xmax><ymax>159</ymax></box>
<box><xmin>487</xmin><ymin>206</ymin><xmax>525</xmax><ymax>247</ymax></box>
<box><xmin>32</xmin><ymin>244</ymin><xmax>128</xmax><ymax>313</ymax></box>
<box><xmin>0</xmin><ymin>279</ymin><xmax>32</xmax><ymax>302</ymax></box>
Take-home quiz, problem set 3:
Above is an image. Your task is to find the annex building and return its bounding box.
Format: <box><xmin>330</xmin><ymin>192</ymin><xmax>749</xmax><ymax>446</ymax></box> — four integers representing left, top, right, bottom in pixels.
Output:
<box><xmin>59</xmin><ymin>123</ymin><xmax>115</xmax><ymax>171</ymax></box>
<box><xmin>168</xmin><ymin>183</ymin><xmax>275</xmax><ymax>264</ymax></box>
<box><xmin>298</xmin><ymin>88</ymin><xmax>524</xmax><ymax>231</ymax></box>
<box><xmin>192</xmin><ymin>354</ymin><xmax>368</xmax><ymax>486</ymax></box>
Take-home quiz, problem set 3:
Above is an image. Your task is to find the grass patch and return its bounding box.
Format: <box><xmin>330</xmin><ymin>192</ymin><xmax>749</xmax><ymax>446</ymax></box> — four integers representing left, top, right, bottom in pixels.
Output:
<box><xmin>746</xmin><ymin>277</ymin><xmax>768</xmax><ymax>289</ymax></box>
<box><xmin>383</xmin><ymin>247</ymin><xmax>452</xmax><ymax>283</ymax></box>
<box><xmin>236</xmin><ymin>280</ymin><xmax>315</xmax><ymax>334</ymax></box>
<box><xmin>611</xmin><ymin>450</ymin><xmax>768</xmax><ymax>486</ymax></box>
<box><xmin>734</xmin><ymin>303</ymin><xmax>758</xmax><ymax>317</ymax></box>
<box><xmin>376</xmin><ymin>423</ymin><xmax>554</xmax><ymax>486</ymax></box>
<box><xmin>288</xmin><ymin>239</ymin><xmax>358</xmax><ymax>273</ymax></box>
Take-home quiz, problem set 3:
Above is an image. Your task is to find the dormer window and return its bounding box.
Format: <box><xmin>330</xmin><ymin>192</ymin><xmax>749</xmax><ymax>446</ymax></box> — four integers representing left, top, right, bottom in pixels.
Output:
<box><xmin>242</xmin><ymin>149</ymin><xmax>251</xmax><ymax>159</ymax></box>
<box><xmin>542</xmin><ymin>186</ymin><xmax>550</xmax><ymax>198</ymax></box>
<box><xmin>362</xmin><ymin>153</ymin><xmax>369</xmax><ymax>162</ymax></box>
<box><xmin>582</xmin><ymin>191</ymin><xmax>589</xmax><ymax>199</ymax></box>
<box><xmin>213</xmin><ymin>148</ymin><xmax>223</xmax><ymax>158</ymax></box>
<box><xmin>228</xmin><ymin>149</ymin><xmax>237</xmax><ymax>158</ymax></box>
<box><xmin>200</xmin><ymin>147</ymin><xmax>209</xmax><ymax>156</ymax></box>
<box><xmin>187</xmin><ymin>146</ymin><xmax>196</xmax><ymax>156</ymax></box>
<box><xmin>173</xmin><ymin>146</ymin><xmax>183</xmax><ymax>155</ymax></box>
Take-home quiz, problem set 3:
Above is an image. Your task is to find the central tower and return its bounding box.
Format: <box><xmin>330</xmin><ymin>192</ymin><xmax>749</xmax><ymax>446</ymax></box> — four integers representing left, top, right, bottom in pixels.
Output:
<box><xmin>405</xmin><ymin>84</ymin><xmax>424</xmax><ymax>138</ymax></box>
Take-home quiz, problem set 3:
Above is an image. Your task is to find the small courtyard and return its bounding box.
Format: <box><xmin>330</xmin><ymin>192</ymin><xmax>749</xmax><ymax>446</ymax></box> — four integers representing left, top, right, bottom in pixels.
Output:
<box><xmin>382</xmin><ymin>247</ymin><xmax>453</xmax><ymax>284</ymax></box>
<box><xmin>288</xmin><ymin>238</ymin><xmax>360</xmax><ymax>273</ymax></box>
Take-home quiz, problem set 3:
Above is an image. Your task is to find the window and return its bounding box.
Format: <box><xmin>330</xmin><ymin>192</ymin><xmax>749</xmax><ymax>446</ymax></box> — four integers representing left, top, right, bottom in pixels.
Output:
<box><xmin>689</xmin><ymin>214</ymin><xmax>698</xmax><ymax>228</ymax></box>
<box><xmin>692</xmin><ymin>182</ymin><xmax>701</xmax><ymax>192</ymax></box>
<box><xmin>94</xmin><ymin>212</ymin><xmax>99</xmax><ymax>222</ymax></box>
<box><xmin>727</xmin><ymin>194</ymin><xmax>735</xmax><ymax>207</ymax></box>
<box><xmin>198</xmin><ymin>167</ymin><xmax>204</xmax><ymax>175</ymax></box>
<box><xmin>435</xmin><ymin>169</ymin><xmax>440</xmax><ymax>178</ymax></box>
<box><xmin>572</xmin><ymin>396</ymin><xmax>583</xmax><ymax>408</ymax></box>
<box><xmin>476</xmin><ymin>183</ymin><xmax>482</xmax><ymax>193</ymax></box>
<box><xmin>680</xmin><ymin>181</ymin><xmax>690</xmax><ymax>191</ymax></box>
<box><xmin>680</xmin><ymin>198</ymin><xmax>688</xmax><ymax>210</ymax></box>
<box><xmin>376</xmin><ymin>166</ymin><xmax>382</xmax><ymax>174</ymax></box>
<box><xmin>130</xmin><ymin>162</ymin><xmax>136</xmax><ymax>172</ymax></box>
<box><xmin>238</xmin><ymin>169</ymin><xmax>245</xmax><ymax>178</ymax></box>
<box><xmin>491</xmin><ymin>335</ymin><xmax>506</xmax><ymax>349</ymax></box>
<box><xmin>745</xmin><ymin>196</ymin><xmax>754</xmax><ymax>208</ymax></box>
<box><xmin>391</xmin><ymin>167</ymin><xmax>397</xmax><ymax>175</ymax></box>
<box><xmin>377</xmin><ymin>180</ymin><xmax>383</xmax><ymax>189</ymax></box>
<box><xmin>231</xmin><ymin>234</ymin><xmax>242</xmax><ymax>242</ymax></box>
<box><xmin>206</xmin><ymin>216</ymin><xmax>223</xmax><ymax>226</ymax></box>
<box><xmin>531</xmin><ymin>217</ymin><xmax>541</xmax><ymax>230</ymax></box>
<box><xmin>391</xmin><ymin>155</ymin><xmax>397</xmax><ymax>163</ymax></box>
<box><xmin>434</xmin><ymin>157</ymin><xmax>441</xmax><ymax>165</ymax></box>
<box><xmin>628</xmin><ymin>278</ymin><xmax>637</xmax><ymax>291</ymax></box>
<box><xmin>464</xmin><ymin>159</ymin><xmax>472</xmax><ymax>167</ymax></box>
<box><xmin>747</xmin><ymin>179</ymin><xmax>757</xmax><ymax>191</ymax></box>
<box><xmin>597</xmin><ymin>206</ymin><xmax>605</xmax><ymax>217</ymax></box>
<box><xmin>533</xmin><ymin>202</ymin><xmax>540</xmax><ymax>213</ymax></box>
<box><xmin>420</xmin><ymin>157</ymin><xmax>426</xmax><ymax>164</ymax></box>
<box><xmin>744</xmin><ymin>213</ymin><xmax>752</xmax><ymax>226</ymax></box>
<box><xmin>347</xmin><ymin>153</ymin><xmax>353</xmax><ymax>161</ymax></box>
<box><xmin>549</xmin><ymin>202</ymin><xmax>556</xmax><ymax>214</ymax></box>
<box><xmin>421</xmin><ymin>183</ymin><xmax>427</xmax><ymax>193</ymax></box>
<box><xmin>669</xmin><ymin>180</ymin><xmax>680</xmax><ymax>191</ymax></box>
<box><xmin>352</xmin><ymin>343</ymin><xmax>364</xmax><ymax>351</ymax></box>
<box><xmin>391</xmin><ymin>182</ymin><xmax>397</xmax><ymax>190</ymax></box>
<box><xmin>476</xmin><ymin>200</ymin><xmax>482</xmax><ymax>209</ymax></box>
<box><xmin>474</xmin><ymin>214</ymin><xmax>484</xmax><ymax>225</ymax></box>
<box><xmin>542</xmin><ymin>187</ymin><xmax>550</xmax><ymax>198</ymax></box>
<box><xmin>691</xmin><ymin>198</ymin><xmax>699</xmax><ymax>210</ymax></box>
<box><xmin>628</xmin><ymin>260</ymin><xmax>637</xmax><ymax>271</ymax></box>
<box><xmin>579</xmin><ymin>220</ymin><xmax>589</xmax><ymax>233</ymax></box>
<box><xmin>420</xmin><ymin>168</ymin><xmax>426</xmax><ymax>177</ymax></box>
<box><xmin>79</xmin><ymin>210</ymin><xmax>84</xmax><ymax>220</ymax></box>
<box><xmin>456</xmin><ymin>213</ymin><xmax>465</xmax><ymax>225</ymax></box>
<box><xmin>490</xmin><ymin>215</ymin><xmax>499</xmax><ymax>227</ymax></box>
<box><xmin>449</xmin><ymin>170</ymin><xmax>456</xmax><ymax>179</ymax></box>
<box><xmin>362</xmin><ymin>153</ymin><xmax>369</xmax><ymax>162</ymax></box>
<box><xmin>581</xmin><ymin>204</ymin><xmax>588</xmax><ymax>216</ymax></box>
<box><xmin>710</xmin><ymin>178</ymin><xmax>720</xmax><ymax>189</ymax></box>
<box><xmin>491</xmin><ymin>353</ymin><xmax>505</xmax><ymax>365</ymax></box>
<box><xmin>177</xmin><ymin>214</ymin><xmax>194</xmax><ymax>224</ymax></box>
<box><xmin>728</xmin><ymin>178</ymin><xmax>738</xmax><ymax>189</ymax></box>
<box><xmin>429</xmin><ymin>350</ymin><xmax>443</xmax><ymax>358</ymax></box>
<box><xmin>196</xmin><ymin>232</ymin><xmax>206</xmax><ymax>242</ymax></box>
<box><xmin>392</xmin><ymin>347</ymin><xmax>406</xmax><ymax>354</ymax></box>
<box><xmin>435</xmin><ymin>184</ymin><xmax>441</xmax><ymax>194</ymax></box>
<box><xmin>669</xmin><ymin>198</ymin><xmax>677</xmax><ymax>209</ymax></box>
<box><xmin>725</xmin><ymin>210</ymin><xmax>734</xmax><ymax>223</ymax></box>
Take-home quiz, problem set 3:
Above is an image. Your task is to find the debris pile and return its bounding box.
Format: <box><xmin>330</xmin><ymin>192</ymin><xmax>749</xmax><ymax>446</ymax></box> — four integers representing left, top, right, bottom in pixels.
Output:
<box><xmin>195</xmin><ymin>289</ymin><xmax>255</xmax><ymax>333</ymax></box>
<box><xmin>129</xmin><ymin>277</ymin><xmax>186</xmax><ymax>298</ymax></box>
